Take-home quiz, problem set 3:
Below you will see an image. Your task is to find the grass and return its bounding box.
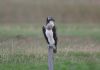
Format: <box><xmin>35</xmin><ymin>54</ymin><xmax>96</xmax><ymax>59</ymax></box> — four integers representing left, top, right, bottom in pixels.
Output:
<box><xmin>0</xmin><ymin>23</ymin><xmax>100</xmax><ymax>39</ymax></box>
<box><xmin>0</xmin><ymin>23</ymin><xmax>100</xmax><ymax>70</ymax></box>
<box><xmin>0</xmin><ymin>61</ymin><xmax>100</xmax><ymax>70</ymax></box>
<box><xmin>0</xmin><ymin>23</ymin><xmax>41</xmax><ymax>38</ymax></box>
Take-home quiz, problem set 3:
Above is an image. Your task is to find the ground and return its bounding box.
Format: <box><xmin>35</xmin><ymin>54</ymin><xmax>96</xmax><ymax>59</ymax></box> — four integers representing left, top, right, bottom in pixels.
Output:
<box><xmin>0</xmin><ymin>23</ymin><xmax>100</xmax><ymax>70</ymax></box>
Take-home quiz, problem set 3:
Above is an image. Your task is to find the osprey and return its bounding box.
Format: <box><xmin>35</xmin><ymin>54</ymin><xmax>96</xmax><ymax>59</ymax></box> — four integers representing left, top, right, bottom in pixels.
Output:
<box><xmin>42</xmin><ymin>16</ymin><xmax>58</xmax><ymax>53</ymax></box>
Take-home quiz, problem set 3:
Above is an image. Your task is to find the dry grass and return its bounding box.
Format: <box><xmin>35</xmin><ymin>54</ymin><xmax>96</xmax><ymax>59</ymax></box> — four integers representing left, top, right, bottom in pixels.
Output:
<box><xmin>0</xmin><ymin>36</ymin><xmax>100</xmax><ymax>62</ymax></box>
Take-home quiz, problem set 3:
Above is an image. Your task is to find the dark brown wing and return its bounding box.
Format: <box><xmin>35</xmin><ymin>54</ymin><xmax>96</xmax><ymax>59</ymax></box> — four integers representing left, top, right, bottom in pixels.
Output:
<box><xmin>52</xmin><ymin>26</ymin><xmax>58</xmax><ymax>47</ymax></box>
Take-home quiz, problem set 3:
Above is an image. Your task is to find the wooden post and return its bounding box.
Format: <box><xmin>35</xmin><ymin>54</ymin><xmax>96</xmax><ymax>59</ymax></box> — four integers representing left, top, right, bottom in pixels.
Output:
<box><xmin>48</xmin><ymin>46</ymin><xmax>54</xmax><ymax>70</ymax></box>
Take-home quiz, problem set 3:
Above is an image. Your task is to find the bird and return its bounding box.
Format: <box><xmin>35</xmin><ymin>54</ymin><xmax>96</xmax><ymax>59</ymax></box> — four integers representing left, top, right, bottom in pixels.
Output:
<box><xmin>42</xmin><ymin>16</ymin><xmax>58</xmax><ymax>53</ymax></box>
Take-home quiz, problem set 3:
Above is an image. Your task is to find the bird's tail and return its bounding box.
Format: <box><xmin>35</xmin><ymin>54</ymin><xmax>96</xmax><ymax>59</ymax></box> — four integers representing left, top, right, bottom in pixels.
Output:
<box><xmin>53</xmin><ymin>46</ymin><xmax>57</xmax><ymax>53</ymax></box>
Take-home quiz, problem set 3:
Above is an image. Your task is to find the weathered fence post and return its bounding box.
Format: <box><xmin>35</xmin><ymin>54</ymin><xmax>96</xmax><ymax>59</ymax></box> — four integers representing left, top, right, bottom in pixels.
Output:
<box><xmin>48</xmin><ymin>46</ymin><xmax>54</xmax><ymax>70</ymax></box>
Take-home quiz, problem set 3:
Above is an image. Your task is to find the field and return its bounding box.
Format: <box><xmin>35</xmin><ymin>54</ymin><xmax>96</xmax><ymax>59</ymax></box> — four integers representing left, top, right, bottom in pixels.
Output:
<box><xmin>0</xmin><ymin>23</ymin><xmax>100</xmax><ymax>70</ymax></box>
<box><xmin>0</xmin><ymin>0</ymin><xmax>100</xmax><ymax>70</ymax></box>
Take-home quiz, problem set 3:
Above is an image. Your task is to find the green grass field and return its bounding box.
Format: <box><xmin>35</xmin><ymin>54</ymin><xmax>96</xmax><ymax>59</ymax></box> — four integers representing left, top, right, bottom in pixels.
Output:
<box><xmin>0</xmin><ymin>23</ymin><xmax>100</xmax><ymax>70</ymax></box>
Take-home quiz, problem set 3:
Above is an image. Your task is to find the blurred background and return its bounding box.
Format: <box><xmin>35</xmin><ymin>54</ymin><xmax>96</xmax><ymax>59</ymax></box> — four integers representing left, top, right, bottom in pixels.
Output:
<box><xmin>0</xmin><ymin>0</ymin><xmax>100</xmax><ymax>70</ymax></box>
<box><xmin>1</xmin><ymin>0</ymin><xmax>100</xmax><ymax>23</ymax></box>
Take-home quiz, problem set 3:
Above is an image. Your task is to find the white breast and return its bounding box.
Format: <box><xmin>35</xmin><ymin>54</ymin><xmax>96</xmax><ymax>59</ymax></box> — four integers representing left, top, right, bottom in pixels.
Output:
<box><xmin>46</xmin><ymin>29</ymin><xmax>55</xmax><ymax>45</ymax></box>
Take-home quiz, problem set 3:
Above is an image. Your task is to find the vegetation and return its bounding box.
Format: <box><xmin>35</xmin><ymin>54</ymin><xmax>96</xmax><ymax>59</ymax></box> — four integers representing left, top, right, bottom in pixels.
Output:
<box><xmin>0</xmin><ymin>0</ymin><xmax>100</xmax><ymax>70</ymax></box>
<box><xmin>0</xmin><ymin>23</ymin><xmax>100</xmax><ymax>70</ymax></box>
